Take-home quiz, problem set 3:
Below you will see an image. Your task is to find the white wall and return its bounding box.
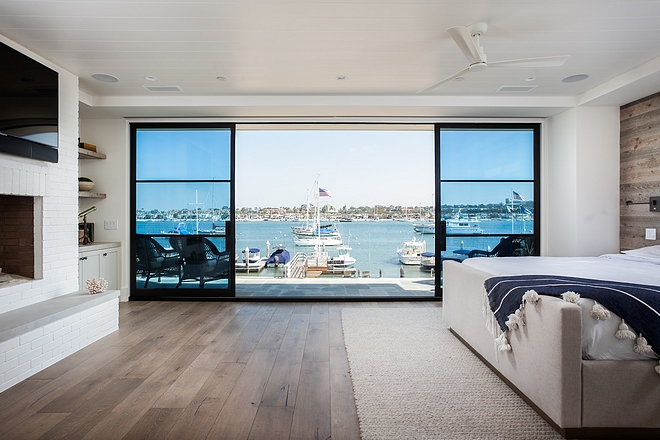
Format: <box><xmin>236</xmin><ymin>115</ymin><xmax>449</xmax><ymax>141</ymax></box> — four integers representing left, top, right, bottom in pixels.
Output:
<box><xmin>0</xmin><ymin>38</ymin><xmax>80</xmax><ymax>313</ymax></box>
<box><xmin>545</xmin><ymin>106</ymin><xmax>620</xmax><ymax>256</ymax></box>
<box><xmin>79</xmin><ymin>119</ymin><xmax>130</xmax><ymax>301</ymax></box>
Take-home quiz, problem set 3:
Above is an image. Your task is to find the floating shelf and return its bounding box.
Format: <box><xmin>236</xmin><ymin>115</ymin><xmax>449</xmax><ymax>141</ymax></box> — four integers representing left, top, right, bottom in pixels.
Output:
<box><xmin>79</xmin><ymin>191</ymin><xmax>106</xmax><ymax>199</ymax></box>
<box><xmin>78</xmin><ymin>148</ymin><xmax>106</xmax><ymax>160</ymax></box>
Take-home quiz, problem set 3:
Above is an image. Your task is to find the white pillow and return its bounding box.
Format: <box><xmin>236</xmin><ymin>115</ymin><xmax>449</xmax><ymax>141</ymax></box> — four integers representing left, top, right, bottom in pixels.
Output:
<box><xmin>621</xmin><ymin>245</ymin><xmax>660</xmax><ymax>259</ymax></box>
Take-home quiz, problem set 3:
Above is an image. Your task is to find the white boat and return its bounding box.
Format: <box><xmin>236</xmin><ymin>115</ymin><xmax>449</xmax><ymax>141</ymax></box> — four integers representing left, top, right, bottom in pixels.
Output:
<box><xmin>292</xmin><ymin>223</ymin><xmax>343</xmax><ymax>246</ymax></box>
<box><xmin>328</xmin><ymin>245</ymin><xmax>356</xmax><ymax>268</ymax></box>
<box><xmin>397</xmin><ymin>237</ymin><xmax>426</xmax><ymax>265</ymax></box>
<box><xmin>197</xmin><ymin>222</ymin><xmax>226</xmax><ymax>235</ymax></box>
<box><xmin>292</xmin><ymin>178</ymin><xmax>342</xmax><ymax>246</ymax></box>
<box><xmin>235</xmin><ymin>247</ymin><xmax>267</xmax><ymax>272</ymax></box>
<box><xmin>413</xmin><ymin>221</ymin><xmax>435</xmax><ymax>234</ymax></box>
<box><xmin>445</xmin><ymin>219</ymin><xmax>484</xmax><ymax>234</ymax></box>
<box><xmin>420</xmin><ymin>252</ymin><xmax>435</xmax><ymax>272</ymax></box>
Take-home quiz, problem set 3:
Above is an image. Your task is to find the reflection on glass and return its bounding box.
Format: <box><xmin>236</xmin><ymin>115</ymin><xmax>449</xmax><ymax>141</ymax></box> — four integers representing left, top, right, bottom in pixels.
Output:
<box><xmin>440</xmin><ymin>182</ymin><xmax>534</xmax><ymax>235</ymax></box>
<box><xmin>441</xmin><ymin>235</ymin><xmax>535</xmax><ymax>260</ymax></box>
<box><xmin>135</xmin><ymin>234</ymin><xmax>229</xmax><ymax>289</ymax></box>
<box><xmin>136</xmin><ymin>182</ymin><xmax>230</xmax><ymax>236</ymax></box>
<box><xmin>440</xmin><ymin>129</ymin><xmax>534</xmax><ymax>181</ymax></box>
<box><xmin>136</xmin><ymin>128</ymin><xmax>231</xmax><ymax>180</ymax></box>
<box><xmin>135</xmin><ymin>181</ymin><xmax>230</xmax><ymax>289</ymax></box>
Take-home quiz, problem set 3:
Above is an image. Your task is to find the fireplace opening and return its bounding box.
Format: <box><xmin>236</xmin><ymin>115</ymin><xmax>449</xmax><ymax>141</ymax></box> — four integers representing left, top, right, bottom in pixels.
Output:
<box><xmin>0</xmin><ymin>194</ymin><xmax>35</xmax><ymax>280</ymax></box>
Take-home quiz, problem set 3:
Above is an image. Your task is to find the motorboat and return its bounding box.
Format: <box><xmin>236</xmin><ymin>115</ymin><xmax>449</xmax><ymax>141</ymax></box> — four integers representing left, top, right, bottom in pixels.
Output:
<box><xmin>413</xmin><ymin>221</ymin><xmax>435</xmax><ymax>234</ymax></box>
<box><xmin>397</xmin><ymin>237</ymin><xmax>426</xmax><ymax>265</ymax></box>
<box><xmin>235</xmin><ymin>247</ymin><xmax>267</xmax><ymax>272</ymax></box>
<box><xmin>327</xmin><ymin>245</ymin><xmax>356</xmax><ymax>268</ymax></box>
<box><xmin>445</xmin><ymin>219</ymin><xmax>484</xmax><ymax>234</ymax></box>
<box><xmin>266</xmin><ymin>248</ymin><xmax>291</xmax><ymax>267</ymax></box>
<box><xmin>197</xmin><ymin>222</ymin><xmax>226</xmax><ymax>235</ymax></box>
<box><xmin>420</xmin><ymin>252</ymin><xmax>435</xmax><ymax>272</ymax></box>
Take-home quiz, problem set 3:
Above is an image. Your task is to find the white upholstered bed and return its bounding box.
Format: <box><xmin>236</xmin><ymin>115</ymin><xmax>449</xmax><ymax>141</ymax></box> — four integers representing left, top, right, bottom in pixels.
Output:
<box><xmin>442</xmin><ymin>246</ymin><xmax>660</xmax><ymax>439</ymax></box>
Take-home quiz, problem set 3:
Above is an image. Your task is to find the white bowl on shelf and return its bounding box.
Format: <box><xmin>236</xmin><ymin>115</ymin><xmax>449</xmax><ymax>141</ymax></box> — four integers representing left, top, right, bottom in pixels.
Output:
<box><xmin>78</xmin><ymin>181</ymin><xmax>95</xmax><ymax>191</ymax></box>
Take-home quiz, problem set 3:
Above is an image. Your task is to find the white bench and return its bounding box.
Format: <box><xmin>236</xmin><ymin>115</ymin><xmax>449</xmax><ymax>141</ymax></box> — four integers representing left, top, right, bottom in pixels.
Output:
<box><xmin>0</xmin><ymin>290</ymin><xmax>119</xmax><ymax>393</ymax></box>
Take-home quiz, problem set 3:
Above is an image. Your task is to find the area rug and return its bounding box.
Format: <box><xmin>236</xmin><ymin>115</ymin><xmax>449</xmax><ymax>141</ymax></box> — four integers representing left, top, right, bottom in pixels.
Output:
<box><xmin>341</xmin><ymin>308</ymin><xmax>562</xmax><ymax>440</ymax></box>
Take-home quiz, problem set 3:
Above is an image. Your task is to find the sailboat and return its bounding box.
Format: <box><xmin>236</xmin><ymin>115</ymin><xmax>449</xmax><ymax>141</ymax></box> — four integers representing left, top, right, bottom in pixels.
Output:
<box><xmin>292</xmin><ymin>180</ymin><xmax>342</xmax><ymax>246</ymax></box>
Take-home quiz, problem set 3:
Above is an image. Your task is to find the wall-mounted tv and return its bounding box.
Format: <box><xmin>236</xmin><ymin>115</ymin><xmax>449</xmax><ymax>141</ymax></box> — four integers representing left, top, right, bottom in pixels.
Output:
<box><xmin>0</xmin><ymin>42</ymin><xmax>58</xmax><ymax>163</ymax></box>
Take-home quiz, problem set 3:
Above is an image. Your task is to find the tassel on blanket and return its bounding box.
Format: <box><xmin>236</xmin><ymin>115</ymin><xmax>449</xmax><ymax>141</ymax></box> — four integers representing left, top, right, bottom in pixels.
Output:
<box><xmin>561</xmin><ymin>291</ymin><xmax>580</xmax><ymax>304</ymax></box>
<box><xmin>495</xmin><ymin>332</ymin><xmax>512</xmax><ymax>352</ymax></box>
<box><xmin>615</xmin><ymin>319</ymin><xmax>636</xmax><ymax>340</ymax></box>
<box><xmin>633</xmin><ymin>334</ymin><xmax>653</xmax><ymax>355</ymax></box>
<box><xmin>655</xmin><ymin>361</ymin><xmax>660</xmax><ymax>375</ymax></box>
<box><xmin>523</xmin><ymin>289</ymin><xmax>540</xmax><ymax>305</ymax></box>
<box><xmin>590</xmin><ymin>301</ymin><xmax>611</xmax><ymax>321</ymax></box>
<box><xmin>505</xmin><ymin>307</ymin><xmax>525</xmax><ymax>331</ymax></box>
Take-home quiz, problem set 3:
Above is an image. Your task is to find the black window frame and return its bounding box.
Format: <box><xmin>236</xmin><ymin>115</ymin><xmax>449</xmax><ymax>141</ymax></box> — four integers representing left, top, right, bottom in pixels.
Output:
<box><xmin>129</xmin><ymin>122</ymin><xmax>236</xmax><ymax>300</ymax></box>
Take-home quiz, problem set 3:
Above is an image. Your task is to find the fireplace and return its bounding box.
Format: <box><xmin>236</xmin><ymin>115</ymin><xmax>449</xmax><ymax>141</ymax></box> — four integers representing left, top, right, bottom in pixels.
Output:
<box><xmin>0</xmin><ymin>195</ymin><xmax>35</xmax><ymax>279</ymax></box>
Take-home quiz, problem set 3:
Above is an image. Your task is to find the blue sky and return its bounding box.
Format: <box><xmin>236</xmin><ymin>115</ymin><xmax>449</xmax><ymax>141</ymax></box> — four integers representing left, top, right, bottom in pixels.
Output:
<box><xmin>235</xmin><ymin>129</ymin><xmax>435</xmax><ymax>208</ymax></box>
<box><xmin>136</xmin><ymin>127</ymin><xmax>534</xmax><ymax>211</ymax></box>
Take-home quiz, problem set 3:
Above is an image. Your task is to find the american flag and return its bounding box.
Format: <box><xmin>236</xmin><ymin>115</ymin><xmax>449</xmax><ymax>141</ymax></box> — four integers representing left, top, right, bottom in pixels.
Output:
<box><xmin>319</xmin><ymin>188</ymin><xmax>332</xmax><ymax>198</ymax></box>
<box><xmin>512</xmin><ymin>191</ymin><xmax>524</xmax><ymax>201</ymax></box>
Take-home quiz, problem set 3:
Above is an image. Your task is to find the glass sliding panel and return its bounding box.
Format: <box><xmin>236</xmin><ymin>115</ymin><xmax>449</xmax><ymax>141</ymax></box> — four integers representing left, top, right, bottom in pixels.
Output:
<box><xmin>437</xmin><ymin>125</ymin><xmax>539</xmax><ymax>288</ymax></box>
<box><xmin>136</xmin><ymin>129</ymin><xmax>231</xmax><ymax>181</ymax></box>
<box><xmin>131</xmin><ymin>124</ymin><xmax>234</xmax><ymax>299</ymax></box>
<box><xmin>440</xmin><ymin>129</ymin><xmax>534</xmax><ymax>180</ymax></box>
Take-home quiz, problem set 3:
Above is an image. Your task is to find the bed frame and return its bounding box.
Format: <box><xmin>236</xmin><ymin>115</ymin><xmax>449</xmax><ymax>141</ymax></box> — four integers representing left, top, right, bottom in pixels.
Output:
<box><xmin>442</xmin><ymin>260</ymin><xmax>660</xmax><ymax>439</ymax></box>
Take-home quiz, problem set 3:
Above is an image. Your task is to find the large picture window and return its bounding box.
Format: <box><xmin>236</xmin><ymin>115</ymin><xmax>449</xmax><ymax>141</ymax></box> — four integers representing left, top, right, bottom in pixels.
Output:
<box><xmin>130</xmin><ymin>123</ymin><xmax>235</xmax><ymax>299</ymax></box>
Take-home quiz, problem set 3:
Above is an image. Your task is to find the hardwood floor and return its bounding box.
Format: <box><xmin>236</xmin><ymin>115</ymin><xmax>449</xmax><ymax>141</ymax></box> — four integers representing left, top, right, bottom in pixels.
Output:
<box><xmin>0</xmin><ymin>300</ymin><xmax>440</xmax><ymax>440</ymax></box>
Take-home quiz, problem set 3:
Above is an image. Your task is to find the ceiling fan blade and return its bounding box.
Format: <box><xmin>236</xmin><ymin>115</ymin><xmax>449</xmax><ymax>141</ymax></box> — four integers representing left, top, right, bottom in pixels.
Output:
<box><xmin>417</xmin><ymin>67</ymin><xmax>471</xmax><ymax>93</ymax></box>
<box><xmin>447</xmin><ymin>26</ymin><xmax>482</xmax><ymax>64</ymax></box>
<box><xmin>488</xmin><ymin>55</ymin><xmax>570</xmax><ymax>68</ymax></box>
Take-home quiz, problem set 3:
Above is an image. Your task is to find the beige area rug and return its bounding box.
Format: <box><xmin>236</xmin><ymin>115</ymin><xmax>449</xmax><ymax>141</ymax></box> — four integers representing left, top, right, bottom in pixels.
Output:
<box><xmin>342</xmin><ymin>308</ymin><xmax>563</xmax><ymax>440</ymax></box>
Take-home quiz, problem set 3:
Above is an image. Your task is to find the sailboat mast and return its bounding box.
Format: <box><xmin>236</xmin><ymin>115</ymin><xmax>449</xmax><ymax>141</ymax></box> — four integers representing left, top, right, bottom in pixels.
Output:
<box><xmin>511</xmin><ymin>189</ymin><xmax>514</xmax><ymax>234</ymax></box>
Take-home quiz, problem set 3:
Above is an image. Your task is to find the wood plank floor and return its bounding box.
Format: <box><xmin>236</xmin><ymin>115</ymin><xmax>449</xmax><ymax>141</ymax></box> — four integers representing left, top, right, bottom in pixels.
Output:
<box><xmin>0</xmin><ymin>300</ymin><xmax>440</xmax><ymax>440</ymax></box>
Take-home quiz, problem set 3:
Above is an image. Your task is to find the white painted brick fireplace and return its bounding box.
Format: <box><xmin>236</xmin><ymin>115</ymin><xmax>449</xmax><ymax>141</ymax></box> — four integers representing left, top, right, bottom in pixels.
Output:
<box><xmin>0</xmin><ymin>39</ymin><xmax>119</xmax><ymax>393</ymax></box>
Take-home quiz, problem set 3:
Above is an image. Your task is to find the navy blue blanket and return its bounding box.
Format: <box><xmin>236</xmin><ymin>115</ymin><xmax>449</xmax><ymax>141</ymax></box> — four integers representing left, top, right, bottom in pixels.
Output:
<box><xmin>484</xmin><ymin>275</ymin><xmax>660</xmax><ymax>354</ymax></box>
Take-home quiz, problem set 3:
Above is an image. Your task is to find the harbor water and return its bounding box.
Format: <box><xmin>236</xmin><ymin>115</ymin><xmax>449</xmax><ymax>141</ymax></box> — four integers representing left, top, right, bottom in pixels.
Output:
<box><xmin>138</xmin><ymin>219</ymin><xmax>533</xmax><ymax>279</ymax></box>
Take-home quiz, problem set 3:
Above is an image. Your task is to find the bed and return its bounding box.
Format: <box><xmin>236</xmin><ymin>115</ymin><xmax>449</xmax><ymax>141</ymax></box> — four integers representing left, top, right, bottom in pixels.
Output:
<box><xmin>442</xmin><ymin>246</ymin><xmax>660</xmax><ymax>439</ymax></box>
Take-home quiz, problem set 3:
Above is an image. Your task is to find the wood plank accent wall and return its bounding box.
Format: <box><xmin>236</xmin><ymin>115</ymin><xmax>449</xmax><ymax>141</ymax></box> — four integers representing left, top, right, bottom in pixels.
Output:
<box><xmin>620</xmin><ymin>91</ymin><xmax>660</xmax><ymax>250</ymax></box>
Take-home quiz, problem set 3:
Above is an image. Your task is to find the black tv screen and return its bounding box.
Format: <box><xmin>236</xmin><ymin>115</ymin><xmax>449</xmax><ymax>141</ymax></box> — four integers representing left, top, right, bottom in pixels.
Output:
<box><xmin>0</xmin><ymin>42</ymin><xmax>58</xmax><ymax>163</ymax></box>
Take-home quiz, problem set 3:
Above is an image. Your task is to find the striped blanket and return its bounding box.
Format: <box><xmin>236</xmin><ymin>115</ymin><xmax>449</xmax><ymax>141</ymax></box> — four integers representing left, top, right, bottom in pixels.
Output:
<box><xmin>484</xmin><ymin>275</ymin><xmax>660</xmax><ymax>354</ymax></box>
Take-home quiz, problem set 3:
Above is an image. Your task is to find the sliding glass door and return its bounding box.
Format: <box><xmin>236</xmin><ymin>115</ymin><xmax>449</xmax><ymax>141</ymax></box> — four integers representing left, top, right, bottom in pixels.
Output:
<box><xmin>130</xmin><ymin>123</ymin><xmax>235</xmax><ymax>299</ymax></box>
<box><xmin>436</xmin><ymin>124</ymin><xmax>539</xmax><ymax>286</ymax></box>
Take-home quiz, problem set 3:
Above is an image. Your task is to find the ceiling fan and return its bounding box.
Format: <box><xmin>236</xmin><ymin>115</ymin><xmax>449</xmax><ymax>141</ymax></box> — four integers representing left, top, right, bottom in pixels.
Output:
<box><xmin>418</xmin><ymin>22</ymin><xmax>570</xmax><ymax>93</ymax></box>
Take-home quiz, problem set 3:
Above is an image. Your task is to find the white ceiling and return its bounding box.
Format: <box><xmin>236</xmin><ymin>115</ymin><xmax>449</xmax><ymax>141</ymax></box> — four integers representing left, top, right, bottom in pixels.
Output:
<box><xmin>2</xmin><ymin>0</ymin><xmax>660</xmax><ymax>119</ymax></box>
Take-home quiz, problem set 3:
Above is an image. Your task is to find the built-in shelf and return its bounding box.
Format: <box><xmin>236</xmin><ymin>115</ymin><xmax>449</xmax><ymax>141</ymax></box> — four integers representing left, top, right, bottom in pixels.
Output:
<box><xmin>78</xmin><ymin>148</ymin><xmax>106</xmax><ymax>160</ymax></box>
<box><xmin>79</xmin><ymin>191</ymin><xmax>106</xmax><ymax>199</ymax></box>
<box><xmin>78</xmin><ymin>146</ymin><xmax>106</xmax><ymax>199</ymax></box>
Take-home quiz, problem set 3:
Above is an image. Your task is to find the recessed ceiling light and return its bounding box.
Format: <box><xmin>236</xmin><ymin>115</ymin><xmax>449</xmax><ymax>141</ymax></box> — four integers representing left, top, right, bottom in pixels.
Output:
<box><xmin>91</xmin><ymin>73</ymin><xmax>119</xmax><ymax>83</ymax></box>
<box><xmin>455</xmin><ymin>77</ymin><xmax>465</xmax><ymax>82</ymax></box>
<box><xmin>216</xmin><ymin>76</ymin><xmax>227</xmax><ymax>81</ymax></box>
<box><xmin>336</xmin><ymin>75</ymin><xmax>348</xmax><ymax>80</ymax></box>
<box><xmin>562</xmin><ymin>73</ymin><xmax>589</xmax><ymax>83</ymax></box>
<box><xmin>144</xmin><ymin>76</ymin><xmax>158</xmax><ymax>81</ymax></box>
<box><xmin>524</xmin><ymin>76</ymin><xmax>537</xmax><ymax>82</ymax></box>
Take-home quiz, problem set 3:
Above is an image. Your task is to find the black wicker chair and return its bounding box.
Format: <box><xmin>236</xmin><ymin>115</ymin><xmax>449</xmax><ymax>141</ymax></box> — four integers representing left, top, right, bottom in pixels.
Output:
<box><xmin>467</xmin><ymin>235</ymin><xmax>535</xmax><ymax>258</ymax></box>
<box><xmin>168</xmin><ymin>236</ymin><xmax>231</xmax><ymax>288</ymax></box>
<box><xmin>135</xmin><ymin>235</ymin><xmax>182</xmax><ymax>287</ymax></box>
